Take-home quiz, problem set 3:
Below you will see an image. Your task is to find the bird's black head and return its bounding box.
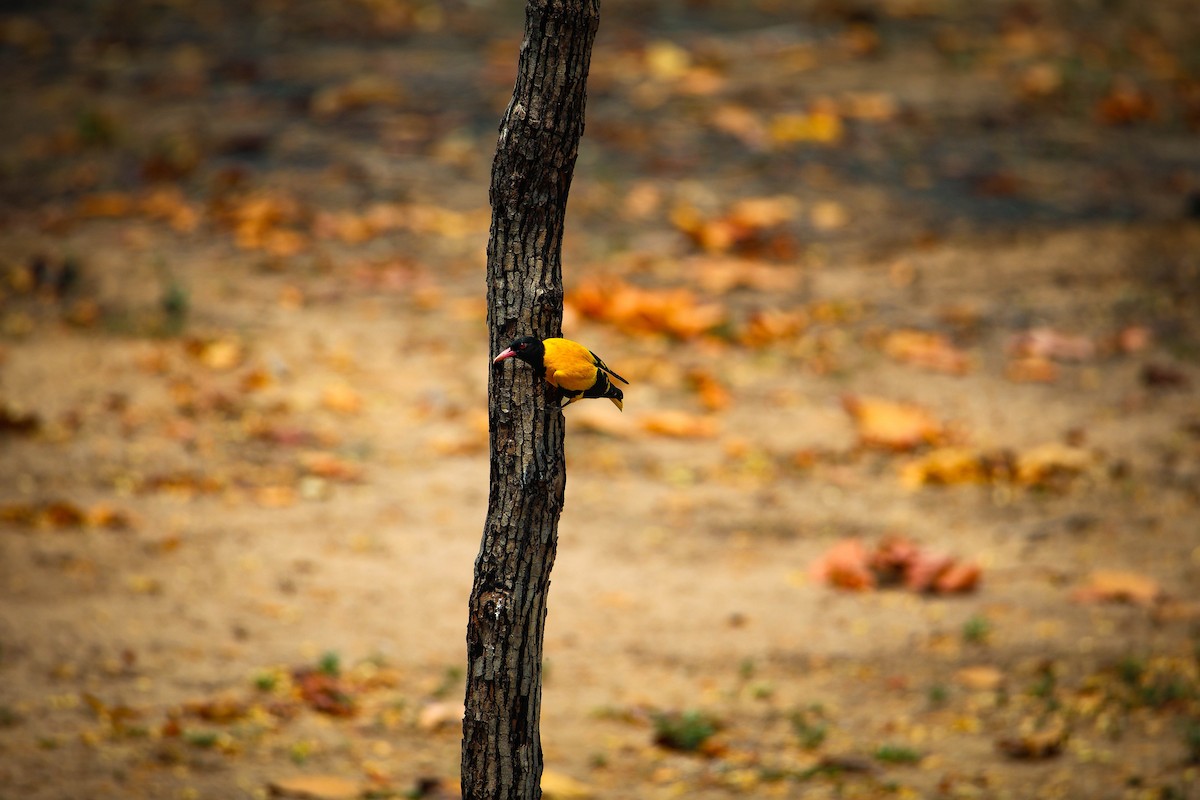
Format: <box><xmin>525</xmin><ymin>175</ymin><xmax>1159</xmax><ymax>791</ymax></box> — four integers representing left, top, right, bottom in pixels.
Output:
<box><xmin>492</xmin><ymin>336</ymin><xmax>545</xmax><ymax>369</ymax></box>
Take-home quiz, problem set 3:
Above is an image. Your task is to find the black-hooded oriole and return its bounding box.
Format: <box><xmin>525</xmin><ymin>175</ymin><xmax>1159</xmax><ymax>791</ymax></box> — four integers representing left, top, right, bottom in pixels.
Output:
<box><xmin>493</xmin><ymin>336</ymin><xmax>628</xmax><ymax>410</ymax></box>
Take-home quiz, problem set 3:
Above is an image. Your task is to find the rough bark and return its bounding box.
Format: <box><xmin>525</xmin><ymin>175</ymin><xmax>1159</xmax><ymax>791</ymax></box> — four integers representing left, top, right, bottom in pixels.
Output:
<box><xmin>462</xmin><ymin>2</ymin><xmax>600</xmax><ymax>799</ymax></box>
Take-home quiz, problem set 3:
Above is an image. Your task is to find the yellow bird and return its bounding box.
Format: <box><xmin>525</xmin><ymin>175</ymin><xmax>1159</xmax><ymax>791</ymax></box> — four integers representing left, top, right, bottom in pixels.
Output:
<box><xmin>492</xmin><ymin>336</ymin><xmax>629</xmax><ymax>410</ymax></box>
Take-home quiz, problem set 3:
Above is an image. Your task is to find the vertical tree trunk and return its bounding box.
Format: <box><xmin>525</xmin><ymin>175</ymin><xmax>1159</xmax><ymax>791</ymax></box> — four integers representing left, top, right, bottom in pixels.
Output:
<box><xmin>462</xmin><ymin>2</ymin><xmax>600</xmax><ymax>800</ymax></box>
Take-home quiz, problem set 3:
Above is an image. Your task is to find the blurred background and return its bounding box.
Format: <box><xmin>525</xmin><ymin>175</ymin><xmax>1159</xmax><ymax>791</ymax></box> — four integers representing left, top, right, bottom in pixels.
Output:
<box><xmin>1</xmin><ymin>1</ymin><xmax>1198</xmax><ymax>798</ymax></box>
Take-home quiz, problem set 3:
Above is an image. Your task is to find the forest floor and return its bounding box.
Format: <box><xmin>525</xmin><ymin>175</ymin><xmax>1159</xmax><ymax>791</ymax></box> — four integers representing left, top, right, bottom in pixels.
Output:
<box><xmin>1</xmin><ymin>1</ymin><xmax>1199</xmax><ymax>799</ymax></box>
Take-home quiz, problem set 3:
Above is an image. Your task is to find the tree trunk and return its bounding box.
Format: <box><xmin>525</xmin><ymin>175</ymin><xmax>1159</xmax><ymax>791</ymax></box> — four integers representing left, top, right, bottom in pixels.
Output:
<box><xmin>462</xmin><ymin>2</ymin><xmax>600</xmax><ymax>800</ymax></box>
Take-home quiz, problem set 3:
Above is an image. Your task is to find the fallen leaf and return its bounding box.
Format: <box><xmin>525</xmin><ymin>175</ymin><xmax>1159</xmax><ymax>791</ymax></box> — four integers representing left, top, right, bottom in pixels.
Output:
<box><xmin>810</xmin><ymin>538</ymin><xmax>875</xmax><ymax>591</ymax></box>
<box><xmin>1140</xmin><ymin>363</ymin><xmax>1189</xmax><ymax>389</ymax></box>
<box><xmin>567</xmin><ymin>277</ymin><xmax>726</xmax><ymax>339</ymax></box>
<box><xmin>842</xmin><ymin>395</ymin><xmax>943</xmax><ymax>452</ymax></box>
<box><xmin>933</xmin><ymin>561</ymin><xmax>982</xmax><ymax>594</ymax></box>
<box><xmin>186</xmin><ymin>337</ymin><xmax>245</xmax><ymax>371</ymax></box>
<box><xmin>1005</xmin><ymin>356</ymin><xmax>1059</xmax><ymax>384</ymax></box>
<box><xmin>813</xmin><ymin>536</ymin><xmax>981</xmax><ymax>595</ymax></box>
<box><xmin>321</xmin><ymin>384</ymin><xmax>363</xmax><ymax>415</ymax></box>
<box><xmin>184</xmin><ymin>694</ymin><xmax>251</xmax><ymax>723</ymax></box>
<box><xmin>0</xmin><ymin>402</ymin><xmax>40</xmax><ymax>435</ymax></box>
<box><xmin>900</xmin><ymin>447</ymin><xmax>986</xmax><ymax>488</ymax></box>
<box><xmin>292</xmin><ymin>669</ymin><xmax>357</xmax><ymax>717</ymax></box>
<box><xmin>809</xmin><ymin>200</ymin><xmax>849</xmax><ymax>231</ymax></box>
<box><xmin>956</xmin><ymin>666</ymin><xmax>1005</xmax><ymax>691</ymax></box>
<box><xmin>1095</xmin><ymin>77</ymin><xmax>1155</xmax><ymax>125</ymax></box>
<box><xmin>417</xmin><ymin>701</ymin><xmax>464</xmax><ymax>732</ymax></box>
<box><xmin>125</xmin><ymin>574</ymin><xmax>163</xmax><ymax>595</ymax></box>
<box><xmin>78</xmin><ymin>192</ymin><xmax>134</xmax><ymax>218</ymax></box>
<box><xmin>639</xmin><ymin>410</ymin><xmax>719</xmax><ymax>439</ymax></box>
<box><xmin>882</xmin><ymin>330</ymin><xmax>971</xmax><ymax>375</ymax></box>
<box><xmin>255</xmin><ymin>486</ymin><xmax>297</xmax><ymax>508</ymax></box>
<box><xmin>738</xmin><ymin>308</ymin><xmax>808</xmax><ymax>347</ymax></box>
<box><xmin>541</xmin><ymin>771</ymin><xmax>594</xmax><ymax>800</ymax></box>
<box><xmin>85</xmin><ymin>503</ymin><xmax>134</xmax><ymax>530</ymax></box>
<box><xmin>310</xmin><ymin>75</ymin><xmax>404</xmax><ymax>117</ymax></box>
<box><xmin>685</xmin><ymin>368</ymin><xmax>731</xmax><ymax>411</ymax></box>
<box><xmin>1013</xmin><ymin>442</ymin><xmax>1093</xmax><ymax>487</ymax></box>
<box><xmin>769</xmin><ymin>110</ymin><xmax>844</xmax><ymax>145</ymax></box>
<box><xmin>299</xmin><ymin>452</ymin><xmax>363</xmax><ymax>482</ymax></box>
<box><xmin>1072</xmin><ymin>570</ymin><xmax>1163</xmax><ymax>606</ymax></box>
<box><xmin>709</xmin><ymin>104</ymin><xmax>768</xmax><ymax>150</ymax></box>
<box><xmin>997</xmin><ymin>716</ymin><xmax>1068</xmax><ymax>759</ymax></box>
<box><xmin>1007</xmin><ymin>328</ymin><xmax>1094</xmax><ymax>362</ymax></box>
<box><xmin>268</xmin><ymin>775</ymin><xmax>363</xmax><ymax>800</ymax></box>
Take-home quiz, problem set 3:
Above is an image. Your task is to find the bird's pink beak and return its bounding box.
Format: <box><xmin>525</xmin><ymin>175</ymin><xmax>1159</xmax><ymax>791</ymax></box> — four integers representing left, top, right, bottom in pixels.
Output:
<box><xmin>492</xmin><ymin>347</ymin><xmax>516</xmax><ymax>364</ymax></box>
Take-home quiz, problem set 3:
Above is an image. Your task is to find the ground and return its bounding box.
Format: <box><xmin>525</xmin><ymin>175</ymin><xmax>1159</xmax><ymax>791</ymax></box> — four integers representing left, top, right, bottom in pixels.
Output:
<box><xmin>1</xmin><ymin>1</ymin><xmax>1199</xmax><ymax>799</ymax></box>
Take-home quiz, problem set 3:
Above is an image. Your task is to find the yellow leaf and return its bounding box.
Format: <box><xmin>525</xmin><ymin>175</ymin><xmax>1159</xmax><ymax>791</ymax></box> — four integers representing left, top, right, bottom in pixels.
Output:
<box><xmin>900</xmin><ymin>447</ymin><xmax>985</xmax><ymax>488</ymax></box>
<box><xmin>1013</xmin><ymin>442</ymin><xmax>1092</xmax><ymax>486</ymax></box>
<box><xmin>769</xmin><ymin>110</ymin><xmax>843</xmax><ymax>144</ymax></box>
<box><xmin>541</xmin><ymin>771</ymin><xmax>594</xmax><ymax>800</ymax></box>
<box><xmin>644</xmin><ymin>40</ymin><xmax>690</xmax><ymax>80</ymax></box>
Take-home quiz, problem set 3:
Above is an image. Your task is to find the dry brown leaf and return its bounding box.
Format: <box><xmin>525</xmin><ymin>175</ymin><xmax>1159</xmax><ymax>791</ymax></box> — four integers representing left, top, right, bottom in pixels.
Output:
<box><xmin>843</xmin><ymin>395</ymin><xmax>943</xmax><ymax>452</ymax></box>
<box><xmin>882</xmin><ymin>330</ymin><xmax>971</xmax><ymax>375</ymax></box>
<box><xmin>78</xmin><ymin>192</ymin><xmax>134</xmax><ymax>218</ymax></box>
<box><xmin>997</xmin><ymin>716</ymin><xmax>1068</xmax><ymax>760</ymax></box>
<box><xmin>0</xmin><ymin>401</ymin><xmax>40</xmax><ymax>435</ymax></box>
<box><xmin>1095</xmin><ymin>77</ymin><xmax>1155</xmax><ymax>125</ymax></box>
<box><xmin>1072</xmin><ymin>570</ymin><xmax>1163</xmax><ymax>606</ymax></box>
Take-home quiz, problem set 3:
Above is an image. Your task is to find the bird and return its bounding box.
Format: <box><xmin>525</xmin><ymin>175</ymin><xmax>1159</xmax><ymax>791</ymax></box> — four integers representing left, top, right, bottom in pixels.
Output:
<box><xmin>492</xmin><ymin>336</ymin><xmax>629</xmax><ymax>411</ymax></box>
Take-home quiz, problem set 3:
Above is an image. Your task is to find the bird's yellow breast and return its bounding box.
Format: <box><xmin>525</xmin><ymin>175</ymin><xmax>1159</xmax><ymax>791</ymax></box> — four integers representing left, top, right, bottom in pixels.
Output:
<box><xmin>541</xmin><ymin>338</ymin><xmax>599</xmax><ymax>392</ymax></box>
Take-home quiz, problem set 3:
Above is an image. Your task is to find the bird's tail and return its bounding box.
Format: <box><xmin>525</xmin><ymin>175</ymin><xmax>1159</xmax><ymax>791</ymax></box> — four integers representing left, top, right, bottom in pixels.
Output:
<box><xmin>583</xmin><ymin>373</ymin><xmax>624</xmax><ymax>411</ymax></box>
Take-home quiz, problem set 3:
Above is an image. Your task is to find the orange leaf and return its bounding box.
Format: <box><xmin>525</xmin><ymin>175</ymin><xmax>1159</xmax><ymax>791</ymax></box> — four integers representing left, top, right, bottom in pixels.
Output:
<box><xmin>321</xmin><ymin>383</ymin><xmax>363</xmax><ymax>415</ymax></box>
<box><xmin>1072</xmin><ymin>570</ymin><xmax>1162</xmax><ymax>606</ymax></box>
<box><xmin>810</xmin><ymin>538</ymin><xmax>875</xmax><ymax>591</ymax></box>
<box><xmin>639</xmin><ymin>410</ymin><xmax>718</xmax><ymax>439</ymax></box>
<box><xmin>842</xmin><ymin>395</ymin><xmax>942</xmax><ymax>452</ymax></box>
<box><xmin>900</xmin><ymin>447</ymin><xmax>986</xmax><ymax>488</ymax></box>
<box><xmin>882</xmin><ymin>330</ymin><xmax>971</xmax><ymax>375</ymax></box>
